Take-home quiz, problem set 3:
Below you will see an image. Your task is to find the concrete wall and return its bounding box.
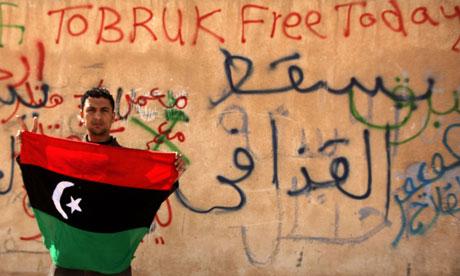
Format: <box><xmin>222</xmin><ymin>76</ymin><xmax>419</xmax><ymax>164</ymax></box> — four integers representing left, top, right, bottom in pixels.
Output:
<box><xmin>0</xmin><ymin>0</ymin><xmax>459</xmax><ymax>275</ymax></box>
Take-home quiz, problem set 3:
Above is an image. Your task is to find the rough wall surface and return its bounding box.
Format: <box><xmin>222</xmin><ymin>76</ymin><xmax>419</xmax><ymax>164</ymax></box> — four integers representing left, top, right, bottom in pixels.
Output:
<box><xmin>0</xmin><ymin>0</ymin><xmax>459</xmax><ymax>275</ymax></box>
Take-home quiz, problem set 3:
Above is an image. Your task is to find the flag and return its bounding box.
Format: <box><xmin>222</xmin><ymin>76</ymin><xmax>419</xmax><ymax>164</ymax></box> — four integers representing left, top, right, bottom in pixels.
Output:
<box><xmin>18</xmin><ymin>131</ymin><xmax>178</xmax><ymax>274</ymax></box>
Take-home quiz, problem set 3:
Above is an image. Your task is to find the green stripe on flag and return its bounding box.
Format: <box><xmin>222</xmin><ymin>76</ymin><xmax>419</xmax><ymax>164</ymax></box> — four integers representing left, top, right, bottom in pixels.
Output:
<box><xmin>33</xmin><ymin>209</ymin><xmax>149</xmax><ymax>274</ymax></box>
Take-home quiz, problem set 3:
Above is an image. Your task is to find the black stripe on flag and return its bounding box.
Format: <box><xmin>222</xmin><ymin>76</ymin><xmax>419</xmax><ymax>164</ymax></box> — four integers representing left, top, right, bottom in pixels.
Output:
<box><xmin>21</xmin><ymin>164</ymin><xmax>177</xmax><ymax>233</ymax></box>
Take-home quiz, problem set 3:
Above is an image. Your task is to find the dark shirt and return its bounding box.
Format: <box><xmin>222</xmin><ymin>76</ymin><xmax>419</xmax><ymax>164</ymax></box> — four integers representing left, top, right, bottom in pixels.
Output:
<box><xmin>84</xmin><ymin>135</ymin><xmax>121</xmax><ymax>147</ymax></box>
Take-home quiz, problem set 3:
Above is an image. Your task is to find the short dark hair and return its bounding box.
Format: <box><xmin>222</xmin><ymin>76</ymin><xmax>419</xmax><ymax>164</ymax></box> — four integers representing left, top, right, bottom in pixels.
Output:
<box><xmin>81</xmin><ymin>87</ymin><xmax>115</xmax><ymax>111</ymax></box>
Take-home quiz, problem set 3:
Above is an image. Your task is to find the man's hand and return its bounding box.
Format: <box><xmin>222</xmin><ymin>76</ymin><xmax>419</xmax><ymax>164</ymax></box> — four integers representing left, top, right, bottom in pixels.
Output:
<box><xmin>175</xmin><ymin>153</ymin><xmax>187</xmax><ymax>179</ymax></box>
<box><xmin>15</xmin><ymin>115</ymin><xmax>39</xmax><ymax>146</ymax></box>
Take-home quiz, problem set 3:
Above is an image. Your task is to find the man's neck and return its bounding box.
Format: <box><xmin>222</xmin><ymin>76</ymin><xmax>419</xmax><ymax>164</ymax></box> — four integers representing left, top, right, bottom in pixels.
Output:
<box><xmin>86</xmin><ymin>134</ymin><xmax>111</xmax><ymax>143</ymax></box>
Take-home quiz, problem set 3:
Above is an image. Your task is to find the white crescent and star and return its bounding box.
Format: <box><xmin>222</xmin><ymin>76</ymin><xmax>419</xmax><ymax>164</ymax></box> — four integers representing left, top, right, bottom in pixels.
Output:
<box><xmin>52</xmin><ymin>181</ymin><xmax>83</xmax><ymax>220</ymax></box>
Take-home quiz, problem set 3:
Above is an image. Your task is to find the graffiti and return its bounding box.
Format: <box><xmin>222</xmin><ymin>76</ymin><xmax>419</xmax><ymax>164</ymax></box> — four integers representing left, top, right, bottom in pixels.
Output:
<box><xmin>290</xmin><ymin>126</ymin><xmax>393</xmax><ymax>214</ymax></box>
<box><xmin>332</xmin><ymin>0</ymin><xmax>453</xmax><ymax>38</ymax></box>
<box><xmin>47</xmin><ymin>4</ymin><xmax>224</xmax><ymax>45</ymax></box>
<box><xmin>0</xmin><ymin>136</ymin><xmax>15</xmax><ymax>195</ymax></box>
<box><xmin>0</xmin><ymin>2</ymin><xmax>25</xmax><ymax>47</ymax></box>
<box><xmin>277</xmin><ymin>127</ymin><xmax>392</xmax><ymax>253</ymax></box>
<box><xmin>115</xmin><ymin>87</ymin><xmax>162</xmax><ymax>121</ymax></box>
<box><xmin>0</xmin><ymin>41</ymin><xmax>63</xmax><ymax>124</ymax></box>
<box><xmin>296</xmin><ymin>129</ymin><xmax>345</xmax><ymax>158</ymax></box>
<box><xmin>45</xmin><ymin>1</ymin><xmax>460</xmax><ymax>52</ymax></box>
<box><xmin>144</xmin><ymin>43</ymin><xmax>458</xmax><ymax>266</ymax></box>
<box><xmin>189</xmin><ymin>44</ymin><xmax>423</xmax><ymax>263</ymax></box>
<box><xmin>47</xmin><ymin>0</ymin><xmax>460</xmax><ymax>52</ymax></box>
<box><xmin>452</xmin><ymin>35</ymin><xmax>460</xmax><ymax>53</ymax></box>
<box><xmin>155</xmin><ymin>199</ymin><xmax>173</xmax><ymax>228</ymax></box>
<box><xmin>116</xmin><ymin>87</ymin><xmax>188</xmax><ymax>120</ymax></box>
<box><xmin>129</xmin><ymin>88</ymin><xmax>189</xmax><ymax>160</ymax></box>
<box><xmin>241</xmin><ymin>4</ymin><xmax>325</xmax><ymax>43</ymax></box>
<box><xmin>288</xmin><ymin>129</ymin><xmax>372</xmax><ymax>199</ymax></box>
<box><xmin>217</xmin><ymin>104</ymin><xmax>253</xmax><ymax>151</ymax></box>
<box><xmin>240</xmin><ymin>112</ymin><xmax>392</xmax><ymax>265</ymax></box>
<box><xmin>177</xmin><ymin>104</ymin><xmax>285</xmax><ymax>213</ymax></box>
<box><xmin>0</xmin><ymin>234</ymin><xmax>47</xmax><ymax>256</ymax></box>
<box><xmin>242</xmin><ymin>1</ymin><xmax>460</xmax><ymax>51</ymax></box>
<box><xmin>47</xmin><ymin>4</ymin><xmax>101</xmax><ymax>44</ymax></box>
<box><xmin>0</xmin><ymin>133</ymin><xmax>42</xmax><ymax>241</ymax></box>
<box><xmin>148</xmin><ymin>198</ymin><xmax>173</xmax><ymax>246</ymax></box>
<box><xmin>241</xmin><ymin>188</ymin><xmax>283</xmax><ymax>266</ymax></box>
<box><xmin>146</xmin><ymin>90</ymin><xmax>189</xmax><ymax>150</ymax></box>
<box><xmin>174</xmin><ymin>101</ymin><xmax>393</xmax><ymax>265</ymax></box>
<box><xmin>210</xmin><ymin>48</ymin><xmax>433</xmax><ymax>103</ymax></box>
<box><xmin>242</xmin><ymin>181</ymin><xmax>389</xmax><ymax>264</ymax></box>
<box><xmin>349</xmin><ymin>78</ymin><xmax>459</xmax><ymax>145</ymax></box>
<box><xmin>177</xmin><ymin>146</ymin><xmax>254</xmax><ymax>213</ymax></box>
<box><xmin>210</xmin><ymin>49</ymin><xmax>459</xmax><ymax>146</ymax></box>
<box><xmin>392</xmin><ymin>123</ymin><xmax>460</xmax><ymax>247</ymax></box>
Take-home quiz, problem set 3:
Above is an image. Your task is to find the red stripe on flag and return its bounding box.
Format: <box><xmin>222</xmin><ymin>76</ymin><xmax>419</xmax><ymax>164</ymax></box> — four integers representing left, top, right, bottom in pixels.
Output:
<box><xmin>19</xmin><ymin>132</ymin><xmax>178</xmax><ymax>190</ymax></box>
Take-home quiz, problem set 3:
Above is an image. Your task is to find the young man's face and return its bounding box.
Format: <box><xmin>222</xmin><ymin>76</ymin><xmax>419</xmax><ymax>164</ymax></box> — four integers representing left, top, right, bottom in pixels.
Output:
<box><xmin>81</xmin><ymin>97</ymin><xmax>115</xmax><ymax>140</ymax></box>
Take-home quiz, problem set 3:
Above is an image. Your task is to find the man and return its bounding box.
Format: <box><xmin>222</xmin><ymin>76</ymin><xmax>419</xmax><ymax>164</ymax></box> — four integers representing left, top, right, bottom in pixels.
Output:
<box><xmin>17</xmin><ymin>87</ymin><xmax>186</xmax><ymax>275</ymax></box>
<box><xmin>79</xmin><ymin>87</ymin><xmax>121</xmax><ymax>145</ymax></box>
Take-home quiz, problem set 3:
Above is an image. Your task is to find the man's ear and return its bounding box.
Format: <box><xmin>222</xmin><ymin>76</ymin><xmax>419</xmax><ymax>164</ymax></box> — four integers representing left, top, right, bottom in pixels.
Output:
<box><xmin>78</xmin><ymin>112</ymin><xmax>84</xmax><ymax>123</ymax></box>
